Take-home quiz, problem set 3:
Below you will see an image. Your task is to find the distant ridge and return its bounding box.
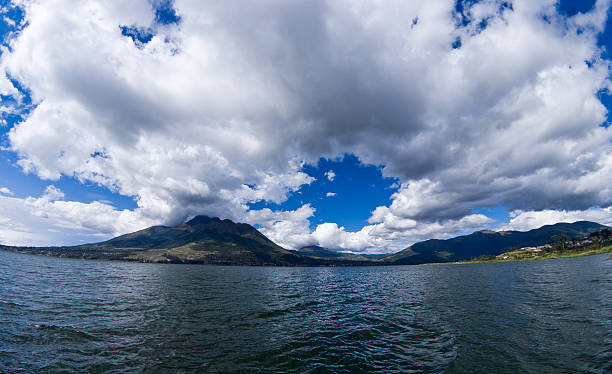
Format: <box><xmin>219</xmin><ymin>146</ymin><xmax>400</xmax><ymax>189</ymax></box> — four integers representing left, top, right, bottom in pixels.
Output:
<box><xmin>385</xmin><ymin>221</ymin><xmax>609</xmax><ymax>264</ymax></box>
<box><xmin>294</xmin><ymin>245</ymin><xmax>345</xmax><ymax>258</ymax></box>
<box><xmin>292</xmin><ymin>245</ymin><xmax>374</xmax><ymax>261</ymax></box>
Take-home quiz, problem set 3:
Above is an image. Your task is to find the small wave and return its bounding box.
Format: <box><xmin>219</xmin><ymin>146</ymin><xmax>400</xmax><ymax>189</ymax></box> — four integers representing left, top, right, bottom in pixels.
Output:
<box><xmin>33</xmin><ymin>324</ymin><xmax>101</xmax><ymax>342</ymax></box>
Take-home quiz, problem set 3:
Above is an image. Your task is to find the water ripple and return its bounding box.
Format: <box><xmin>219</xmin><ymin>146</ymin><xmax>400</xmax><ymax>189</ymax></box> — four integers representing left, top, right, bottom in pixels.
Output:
<box><xmin>0</xmin><ymin>251</ymin><xmax>611</xmax><ymax>373</ymax></box>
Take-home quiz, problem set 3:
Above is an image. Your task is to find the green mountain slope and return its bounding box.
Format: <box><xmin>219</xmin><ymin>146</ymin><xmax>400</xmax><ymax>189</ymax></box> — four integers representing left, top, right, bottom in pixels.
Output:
<box><xmin>1</xmin><ymin>216</ymin><xmax>321</xmax><ymax>266</ymax></box>
<box><xmin>386</xmin><ymin>221</ymin><xmax>608</xmax><ymax>265</ymax></box>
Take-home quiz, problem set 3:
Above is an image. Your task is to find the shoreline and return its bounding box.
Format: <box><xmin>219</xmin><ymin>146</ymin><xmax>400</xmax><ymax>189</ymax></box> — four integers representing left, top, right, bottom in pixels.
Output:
<box><xmin>431</xmin><ymin>245</ymin><xmax>612</xmax><ymax>265</ymax></box>
<box><xmin>3</xmin><ymin>243</ymin><xmax>611</xmax><ymax>268</ymax></box>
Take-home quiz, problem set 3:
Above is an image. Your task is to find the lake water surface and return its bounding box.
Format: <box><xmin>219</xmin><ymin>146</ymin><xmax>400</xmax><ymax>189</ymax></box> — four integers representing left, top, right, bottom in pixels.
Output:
<box><xmin>1</xmin><ymin>250</ymin><xmax>611</xmax><ymax>373</ymax></box>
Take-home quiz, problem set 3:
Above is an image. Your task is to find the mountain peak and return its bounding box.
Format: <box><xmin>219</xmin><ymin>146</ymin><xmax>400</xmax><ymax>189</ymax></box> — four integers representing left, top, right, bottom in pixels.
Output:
<box><xmin>185</xmin><ymin>215</ymin><xmax>220</xmax><ymax>226</ymax></box>
<box><xmin>73</xmin><ymin>215</ymin><xmax>317</xmax><ymax>265</ymax></box>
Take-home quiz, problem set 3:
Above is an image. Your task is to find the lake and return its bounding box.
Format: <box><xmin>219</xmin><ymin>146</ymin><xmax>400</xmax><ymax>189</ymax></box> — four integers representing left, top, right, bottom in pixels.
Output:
<box><xmin>1</xmin><ymin>250</ymin><xmax>611</xmax><ymax>373</ymax></box>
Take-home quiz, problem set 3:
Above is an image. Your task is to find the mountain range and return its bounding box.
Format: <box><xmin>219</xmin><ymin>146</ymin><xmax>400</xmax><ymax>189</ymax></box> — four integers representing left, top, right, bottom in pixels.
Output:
<box><xmin>0</xmin><ymin>216</ymin><xmax>607</xmax><ymax>266</ymax></box>
<box><xmin>386</xmin><ymin>221</ymin><xmax>607</xmax><ymax>264</ymax></box>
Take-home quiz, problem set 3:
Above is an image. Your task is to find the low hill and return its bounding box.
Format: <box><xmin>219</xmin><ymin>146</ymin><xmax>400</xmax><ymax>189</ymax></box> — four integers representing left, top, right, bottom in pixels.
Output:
<box><xmin>386</xmin><ymin>221</ymin><xmax>608</xmax><ymax>265</ymax></box>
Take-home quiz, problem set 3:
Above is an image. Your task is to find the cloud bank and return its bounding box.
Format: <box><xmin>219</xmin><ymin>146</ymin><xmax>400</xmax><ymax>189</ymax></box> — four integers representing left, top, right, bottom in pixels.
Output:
<box><xmin>1</xmin><ymin>0</ymin><xmax>612</xmax><ymax>252</ymax></box>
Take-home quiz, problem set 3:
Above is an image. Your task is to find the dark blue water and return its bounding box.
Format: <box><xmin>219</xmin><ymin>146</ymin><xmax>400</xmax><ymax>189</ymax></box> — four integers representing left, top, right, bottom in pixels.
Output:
<box><xmin>1</xmin><ymin>251</ymin><xmax>611</xmax><ymax>373</ymax></box>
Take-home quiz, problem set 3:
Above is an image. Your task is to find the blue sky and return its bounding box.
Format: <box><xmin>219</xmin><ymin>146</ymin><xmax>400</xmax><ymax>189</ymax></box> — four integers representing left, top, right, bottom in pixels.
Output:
<box><xmin>1</xmin><ymin>0</ymin><xmax>612</xmax><ymax>252</ymax></box>
<box><xmin>249</xmin><ymin>154</ymin><xmax>399</xmax><ymax>232</ymax></box>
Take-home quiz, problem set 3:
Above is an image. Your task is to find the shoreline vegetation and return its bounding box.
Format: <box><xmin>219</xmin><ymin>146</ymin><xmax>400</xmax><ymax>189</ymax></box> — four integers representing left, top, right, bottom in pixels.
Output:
<box><xmin>438</xmin><ymin>245</ymin><xmax>612</xmax><ymax>265</ymax></box>
<box><xmin>431</xmin><ymin>226</ymin><xmax>612</xmax><ymax>265</ymax></box>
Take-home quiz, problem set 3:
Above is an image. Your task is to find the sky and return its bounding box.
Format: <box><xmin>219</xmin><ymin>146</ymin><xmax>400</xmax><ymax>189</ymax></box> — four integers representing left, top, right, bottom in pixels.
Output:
<box><xmin>1</xmin><ymin>0</ymin><xmax>612</xmax><ymax>254</ymax></box>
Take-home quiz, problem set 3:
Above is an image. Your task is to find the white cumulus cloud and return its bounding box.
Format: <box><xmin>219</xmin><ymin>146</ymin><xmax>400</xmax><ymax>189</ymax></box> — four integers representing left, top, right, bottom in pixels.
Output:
<box><xmin>0</xmin><ymin>185</ymin><xmax>155</xmax><ymax>246</ymax></box>
<box><xmin>0</xmin><ymin>0</ymin><xmax>611</xmax><ymax>252</ymax></box>
<box><xmin>501</xmin><ymin>208</ymin><xmax>612</xmax><ymax>232</ymax></box>
<box><xmin>0</xmin><ymin>187</ymin><xmax>13</xmax><ymax>195</ymax></box>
